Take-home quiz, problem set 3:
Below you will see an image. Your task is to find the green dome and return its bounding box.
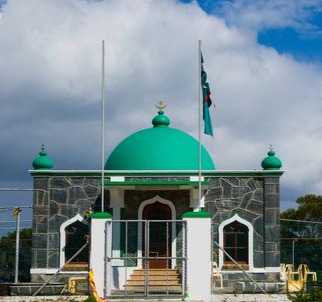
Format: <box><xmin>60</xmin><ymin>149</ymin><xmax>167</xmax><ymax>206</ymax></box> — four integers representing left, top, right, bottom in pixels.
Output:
<box><xmin>261</xmin><ymin>147</ymin><xmax>282</xmax><ymax>170</ymax></box>
<box><xmin>32</xmin><ymin>145</ymin><xmax>54</xmax><ymax>170</ymax></box>
<box><xmin>105</xmin><ymin>109</ymin><xmax>215</xmax><ymax>170</ymax></box>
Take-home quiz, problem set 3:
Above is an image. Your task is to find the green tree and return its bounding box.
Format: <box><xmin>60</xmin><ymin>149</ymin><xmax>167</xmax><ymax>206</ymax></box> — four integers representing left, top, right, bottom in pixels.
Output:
<box><xmin>0</xmin><ymin>228</ymin><xmax>32</xmax><ymax>282</ymax></box>
<box><xmin>281</xmin><ymin>194</ymin><xmax>322</xmax><ymax>238</ymax></box>
<box><xmin>282</xmin><ymin>194</ymin><xmax>322</xmax><ymax>220</ymax></box>
<box><xmin>281</xmin><ymin>194</ymin><xmax>322</xmax><ymax>275</ymax></box>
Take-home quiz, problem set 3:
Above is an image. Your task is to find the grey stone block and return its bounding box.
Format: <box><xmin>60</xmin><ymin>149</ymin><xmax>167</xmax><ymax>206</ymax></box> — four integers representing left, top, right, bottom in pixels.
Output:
<box><xmin>232</xmin><ymin>186</ymin><xmax>251</xmax><ymax>198</ymax></box>
<box><xmin>247</xmin><ymin>199</ymin><xmax>263</xmax><ymax>213</ymax></box>
<box><xmin>68</xmin><ymin>186</ymin><xmax>87</xmax><ymax>202</ymax></box>
<box><xmin>50</xmin><ymin>178</ymin><xmax>71</xmax><ymax>189</ymax></box>
<box><xmin>50</xmin><ymin>189</ymin><xmax>67</xmax><ymax>204</ymax></box>
<box><xmin>254</xmin><ymin>251</ymin><xmax>264</xmax><ymax>267</ymax></box>
<box><xmin>265</xmin><ymin>251</ymin><xmax>280</xmax><ymax>267</ymax></box>
<box><xmin>32</xmin><ymin>234</ymin><xmax>47</xmax><ymax>248</ymax></box>
<box><xmin>48</xmin><ymin>250</ymin><xmax>59</xmax><ymax>268</ymax></box>
<box><xmin>35</xmin><ymin>249</ymin><xmax>47</xmax><ymax>268</ymax></box>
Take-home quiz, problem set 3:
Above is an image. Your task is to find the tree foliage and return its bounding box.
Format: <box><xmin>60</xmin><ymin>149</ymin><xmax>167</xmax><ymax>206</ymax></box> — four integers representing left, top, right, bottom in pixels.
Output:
<box><xmin>0</xmin><ymin>228</ymin><xmax>32</xmax><ymax>282</ymax></box>
<box><xmin>280</xmin><ymin>194</ymin><xmax>322</xmax><ymax>273</ymax></box>
<box><xmin>281</xmin><ymin>194</ymin><xmax>322</xmax><ymax>238</ymax></box>
<box><xmin>281</xmin><ymin>194</ymin><xmax>322</xmax><ymax>222</ymax></box>
<box><xmin>288</xmin><ymin>289</ymin><xmax>322</xmax><ymax>302</ymax></box>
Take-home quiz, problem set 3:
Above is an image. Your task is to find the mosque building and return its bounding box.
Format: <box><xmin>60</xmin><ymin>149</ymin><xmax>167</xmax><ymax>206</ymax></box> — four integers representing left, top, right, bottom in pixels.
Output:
<box><xmin>30</xmin><ymin>104</ymin><xmax>283</xmax><ymax>298</ymax></box>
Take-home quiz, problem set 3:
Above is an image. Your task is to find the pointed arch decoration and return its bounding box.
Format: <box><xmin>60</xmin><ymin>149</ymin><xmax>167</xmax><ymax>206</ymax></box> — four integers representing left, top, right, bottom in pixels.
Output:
<box><xmin>138</xmin><ymin>195</ymin><xmax>176</xmax><ymax>220</ymax></box>
<box><xmin>218</xmin><ymin>214</ymin><xmax>254</xmax><ymax>270</ymax></box>
<box><xmin>59</xmin><ymin>214</ymin><xmax>89</xmax><ymax>268</ymax></box>
<box><xmin>137</xmin><ymin>195</ymin><xmax>177</xmax><ymax>268</ymax></box>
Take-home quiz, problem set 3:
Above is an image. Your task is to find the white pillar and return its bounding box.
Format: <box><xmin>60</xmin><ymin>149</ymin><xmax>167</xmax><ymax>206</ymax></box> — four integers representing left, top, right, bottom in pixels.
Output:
<box><xmin>90</xmin><ymin>212</ymin><xmax>112</xmax><ymax>298</ymax></box>
<box><xmin>110</xmin><ymin>188</ymin><xmax>124</xmax><ymax>263</ymax></box>
<box><xmin>190</xmin><ymin>188</ymin><xmax>200</xmax><ymax>210</ymax></box>
<box><xmin>183</xmin><ymin>211</ymin><xmax>212</xmax><ymax>301</ymax></box>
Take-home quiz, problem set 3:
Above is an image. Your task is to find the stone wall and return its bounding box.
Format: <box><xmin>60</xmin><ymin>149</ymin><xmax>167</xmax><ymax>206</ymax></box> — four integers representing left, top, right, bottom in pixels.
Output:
<box><xmin>32</xmin><ymin>176</ymin><xmax>102</xmax><ymax>273</ymax></box>
<box><xmin>31</xmin><ymin>174</ymin><xmax>281</xmax><ymax>283</ymax></box>
<box><xmin>124</xmin><ymin>189</ymin><xmax>190</xmax><ymax>219</ymax></box>
<box><xmin>205</xmin><ymin>176</ymin><xmax>280</xmax><ymax>273</ymax></box>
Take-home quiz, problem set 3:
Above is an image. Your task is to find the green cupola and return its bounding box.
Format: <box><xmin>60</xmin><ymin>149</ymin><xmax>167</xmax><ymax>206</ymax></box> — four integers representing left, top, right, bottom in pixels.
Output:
<box><xmin>105</xmin><ymin>103</ymin><xmax>215</xmax><ymax>171</ymax></box>
<box><xmin>32</xmin><ymin>145</ymin><xmax>54</xmax><ymax>170</ymax></box>
<box><xmin>261</xmin><ymin>146</ymin><xmax>282</xmax><ymax>170</ymax></box>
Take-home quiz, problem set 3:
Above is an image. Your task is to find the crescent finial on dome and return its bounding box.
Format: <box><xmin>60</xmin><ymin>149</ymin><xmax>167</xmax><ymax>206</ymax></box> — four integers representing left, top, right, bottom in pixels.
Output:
<box><xmin>156</xmin><ymin>101</ymin><xmax>167</xmax><ymax>110</ymax></box>
<box><xmin>152</xmin><ymin>102</ymin><xmax>170</xmax><ymax>127</ymax></box>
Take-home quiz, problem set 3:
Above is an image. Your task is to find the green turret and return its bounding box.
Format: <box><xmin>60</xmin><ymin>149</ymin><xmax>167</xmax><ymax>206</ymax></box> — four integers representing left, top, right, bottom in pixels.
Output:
<box><xmin>261</xmin><ymin>146</ymin><xmax>282</xmax><ymax>170</ymax></box>
<box><xmin>32</xmin><ymin>145</ymin><xmax>54</xmax><ymax>170</ymax></box>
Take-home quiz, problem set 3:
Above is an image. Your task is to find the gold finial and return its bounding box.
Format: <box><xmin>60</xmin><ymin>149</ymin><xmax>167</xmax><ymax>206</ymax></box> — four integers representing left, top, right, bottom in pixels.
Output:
<box><xmin>156</xmin><ymin>101</ymin><xmax>167</xmax><ymax>110</ymax></box>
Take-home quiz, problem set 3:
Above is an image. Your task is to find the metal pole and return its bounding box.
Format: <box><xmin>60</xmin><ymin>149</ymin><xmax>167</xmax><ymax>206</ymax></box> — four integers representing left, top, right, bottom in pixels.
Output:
<box><xmin>14</xmin><ymin>209</ymin><xmax>20</xmax><ymax>283</ymax></box>
<box><xmin>182</xmin><ymin>221</ymin><xmax>187</xmax><ymax>297</ymax></box>
<box><xmin>145</xmin><ymin>221</ymin><xmax>149</xmax><ymax>296</ymax></box>
<box><xmin>33</xmin><ymin>241</ymin><xmax>89</xmax><ymax>296</ymax></box>
<box><xmin>292</xmin><ymin>239</ymin><xmax>295</xmax><ymax>269</ymax></box>
<box><xmin>198</xmin><ymin>40</ymin><xmax>202</xmax><ymax>210</ymax></box>
<box><xmin>101</xmin><ymin>40</ymin><xmax>106</xmax><ymax>212</ymax></box>
<box><xmin>213</xmin><ymin>240</ymin><xmax>267</xmax><ymax>294</ymax></box>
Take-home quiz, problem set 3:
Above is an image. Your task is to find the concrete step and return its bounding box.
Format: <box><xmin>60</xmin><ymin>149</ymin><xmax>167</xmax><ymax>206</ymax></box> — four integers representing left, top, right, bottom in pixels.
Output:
<box><xmin>126</xmin><ymin>280</ymin><xmax>181</xmax><ymax>286</ymax></box>
<box><xmin>131</xmin><ymin>269</ymin><xmax>179</xmax><ymax>276</ymax></box>
<box><xmin>123</xmin><ymin>268</ymin><xmax>182</xmax><ymax>293</ymax></box>
<box><xmin>123</xmin><ymin>285</ymin><xmax>182</xmax><ymax>291</ymax></box>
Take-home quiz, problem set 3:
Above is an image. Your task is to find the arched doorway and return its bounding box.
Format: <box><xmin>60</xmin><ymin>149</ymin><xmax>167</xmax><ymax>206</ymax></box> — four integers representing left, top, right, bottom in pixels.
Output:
<box><xmin>143</xmin><ymin>201</ymin><xmax>172</xmax><ymax>269</ymax></box>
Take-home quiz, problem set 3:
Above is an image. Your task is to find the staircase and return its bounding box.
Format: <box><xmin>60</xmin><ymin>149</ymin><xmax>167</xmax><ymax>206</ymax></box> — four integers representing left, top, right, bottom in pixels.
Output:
<box><xmin>123</xmin><ymin>268</ymin><xmax>182</xmax><ymax>293</ymax></box>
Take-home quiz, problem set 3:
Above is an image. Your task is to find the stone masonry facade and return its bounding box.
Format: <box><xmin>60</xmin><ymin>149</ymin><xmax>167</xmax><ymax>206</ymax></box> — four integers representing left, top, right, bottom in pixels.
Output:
<box><xmin>206</xmin><ymin>176</ymin><xmax>281</xmax><ymax>283</ymax></box>
<box><xmin>31</xmin><ymin>173</ymin><xmax>281</xmax><ymax>284</ymax></box>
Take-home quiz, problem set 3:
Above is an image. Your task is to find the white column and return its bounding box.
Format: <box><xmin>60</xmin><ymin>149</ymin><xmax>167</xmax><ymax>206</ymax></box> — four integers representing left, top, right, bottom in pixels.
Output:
<box><xmin>110</xmin><ymin>189</ymin><xmax>124</xmax><ymax>265</ymax></box>
<box><xmin>90</xmin><ymin>212</ymin><xmax>112</xmax><ymax>298</ymax></box>
<box><xmin>183</xmin><ymin>212</ymin><xmax>212</xmax><ymax>301</ymax></box>
<box><xmin>190</xmin><ymin>188</ymin><xmax>200</xmax><ymax>210</ymax></box>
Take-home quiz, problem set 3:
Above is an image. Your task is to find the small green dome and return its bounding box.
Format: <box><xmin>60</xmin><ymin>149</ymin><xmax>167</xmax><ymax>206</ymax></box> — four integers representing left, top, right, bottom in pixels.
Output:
<box><xmin>32</xmin><ymin>145</ymin><xmax>54</xmax><ymax>170</ymax></box>
<box><xmin>261</xmin><ymin>147</ymin><xmax>282</xmax><ymax>170</ymax></box>
<box><xmin>105</xmin><ymin>109</ymin><xmax>215</xmax><ymax>170</ymax></box>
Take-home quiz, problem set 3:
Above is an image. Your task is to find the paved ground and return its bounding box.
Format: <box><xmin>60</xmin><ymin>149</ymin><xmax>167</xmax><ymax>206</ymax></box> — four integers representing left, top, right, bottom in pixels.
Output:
<box><xmin>0</xmin><ymin>294</ymin><xmax>291</xmax><ymax>302</ymax></box>
<box><xmin>211</xmin><ymin>294</ymin><xmax>290</xmax><ymax>301</ymax></box>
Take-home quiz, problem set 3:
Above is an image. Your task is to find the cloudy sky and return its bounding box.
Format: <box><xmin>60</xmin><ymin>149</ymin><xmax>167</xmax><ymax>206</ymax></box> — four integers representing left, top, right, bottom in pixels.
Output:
<box><xmin>1</xmin><ymin>0</ymin><xmax>322</xmax><ymax>216</ymax></box>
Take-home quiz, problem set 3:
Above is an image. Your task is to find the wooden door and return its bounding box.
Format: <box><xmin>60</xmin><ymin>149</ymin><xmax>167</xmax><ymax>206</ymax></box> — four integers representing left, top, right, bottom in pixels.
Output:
<box><xmin>143</xmin><ymin>202</ymin><xmax>172</xmax><ymax>269</ymax></box>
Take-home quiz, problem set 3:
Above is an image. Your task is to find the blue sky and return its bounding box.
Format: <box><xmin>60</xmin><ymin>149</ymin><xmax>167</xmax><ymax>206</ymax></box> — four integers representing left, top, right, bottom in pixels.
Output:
<box><xmin>1</xmin><ymin>0</ymin><xmax>322</xmax><ymax>223</ymax></box>
<box><xmin>182</xmin><ymin>0</ymin><xmax>322</xmax><ymax>64</ymax></box>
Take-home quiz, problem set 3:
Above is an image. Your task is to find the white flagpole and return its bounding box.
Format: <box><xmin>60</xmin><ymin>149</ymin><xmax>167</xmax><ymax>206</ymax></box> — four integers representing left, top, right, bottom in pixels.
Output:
<box><xmin>14</xmin><ymin>209</ymin><xmax>20</xmax><ymax>283</ymax></box>
<box><xmin>198</xmin><ymin>40</ymin><xmax>202</xmax><ymax>211</ymax></box>
<box><xmin>101</xmin><ymin>40</ymin><xmax>105</xmax><ymax>212</ymax></box>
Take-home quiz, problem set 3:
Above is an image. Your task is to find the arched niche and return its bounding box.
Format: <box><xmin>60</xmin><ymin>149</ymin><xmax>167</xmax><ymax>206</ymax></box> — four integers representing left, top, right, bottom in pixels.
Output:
<box><xmin>218</xmin><ymin>214</ymin><xmax>254</xmax><ymax>270</ymax></box>
<box><xmin>59</xmin><ymin>214</ymin><xmax>89</xmax><ymax>269</ymax></box>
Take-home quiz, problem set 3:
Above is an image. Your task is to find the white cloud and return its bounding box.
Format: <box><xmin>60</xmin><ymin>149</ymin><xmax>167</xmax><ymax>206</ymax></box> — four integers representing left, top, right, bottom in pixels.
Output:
<box><xmin>0</xmin><ymin>0</ymin><xmax>322</xmax><ymax>210</ymax></box>
<box><xmin>215</xmin><ymin>0</ymin><xmax>322</xmax><ymax>33</ymax></box>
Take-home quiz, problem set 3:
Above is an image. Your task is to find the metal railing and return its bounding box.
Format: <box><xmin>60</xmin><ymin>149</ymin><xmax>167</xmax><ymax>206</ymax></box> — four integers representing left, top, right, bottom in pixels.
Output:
<box><xmin>104</xmin><ymin>220</ymin><xmax>187</xmax><ymax>298</ymax></box>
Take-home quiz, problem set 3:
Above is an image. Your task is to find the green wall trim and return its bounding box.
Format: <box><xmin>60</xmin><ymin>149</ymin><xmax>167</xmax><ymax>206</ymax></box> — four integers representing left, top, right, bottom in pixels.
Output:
<box><xmin>182</xmin><ymin>211</ymin><xmax>212</xmax><ymax>218</ymax></box>
<box><xmin>92</xmin><ymin>212</ymin><xmax>112</xmax><ymax>219</ymax></box>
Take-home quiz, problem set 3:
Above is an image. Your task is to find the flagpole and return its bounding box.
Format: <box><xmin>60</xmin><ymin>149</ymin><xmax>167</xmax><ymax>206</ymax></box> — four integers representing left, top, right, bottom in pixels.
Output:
<box><xmin>198</xmin><ymin>40</ymin><xmax>202</xmax><ymax>211</ymax></box>
<box><xmin>14</xmin><ymin>208</ymin><xmax>21</xmax><ymax>283</ymax></box>
<box><xmin>101</xmin><ymin>40</ymin><xmax>105</xmax><ymax>212</ymax></box>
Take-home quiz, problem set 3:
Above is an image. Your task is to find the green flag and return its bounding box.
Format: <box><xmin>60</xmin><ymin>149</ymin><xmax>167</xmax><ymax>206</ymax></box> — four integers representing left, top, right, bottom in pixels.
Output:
<box><xmin>201</xmin><ymin>52</ymin><xmax>214</xmax><ymax>136</ymax></box>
